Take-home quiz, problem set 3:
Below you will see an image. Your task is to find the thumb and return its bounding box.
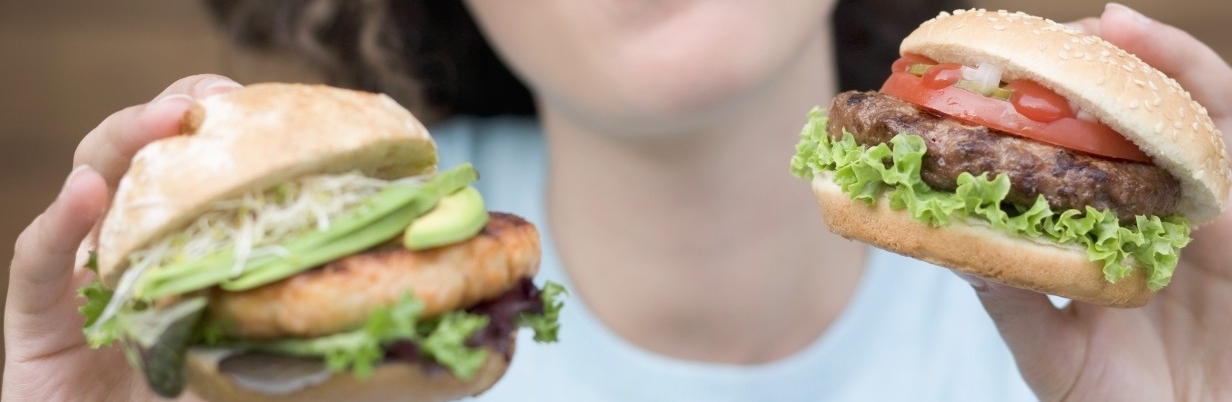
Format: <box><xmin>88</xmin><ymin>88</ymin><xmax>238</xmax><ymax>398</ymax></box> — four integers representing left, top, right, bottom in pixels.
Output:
<box><xmin>957</xmin><ymin>274</ymin><xmax>1085</xmax><ymax>401</ymax></box>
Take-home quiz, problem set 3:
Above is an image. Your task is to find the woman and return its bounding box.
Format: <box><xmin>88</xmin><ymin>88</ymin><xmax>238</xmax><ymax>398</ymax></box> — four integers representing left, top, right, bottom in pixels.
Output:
<box><xmin>6</xmin><ymin>1</ymin><xmax>1232</xmax><ymax>400</ymax></box>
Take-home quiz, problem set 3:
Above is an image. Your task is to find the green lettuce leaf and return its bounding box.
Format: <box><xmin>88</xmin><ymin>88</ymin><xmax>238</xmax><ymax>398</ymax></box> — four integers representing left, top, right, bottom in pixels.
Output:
<box><xmin>518</xmin><ymin>281</ymin><xmax>567</xmax><ymax>342</ymax></box>
<box><xmin>79</xmin><ymin>283</ymin><xmax>118</xmax><ymax>348</ymax></box>
<box><xmin>790</xmin><ymin>108</ymin><xmax>1191</xmax><ymax>290</ymax></box>
<box><xmin>78</xmin><ymin>252</ymin><xmax>119</xmax><ymax>347</ymax></box>
<box><xmin>417</xmin><ymin>312</ymin><xmax>491</xmax><ymax>378</ymax></box>
<box><xmin>240</xmin><ymin>291</ymin><xmax>491</xmax><ymax>380</ymax></box>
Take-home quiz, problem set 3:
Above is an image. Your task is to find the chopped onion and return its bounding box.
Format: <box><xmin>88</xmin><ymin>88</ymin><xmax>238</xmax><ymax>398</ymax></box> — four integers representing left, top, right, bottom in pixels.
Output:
<box><xmin>961</xmin><ymin>62</ymin><xmax>1004</xmax><ymax>95</ymax></box>
<box><xmin>1075</xmin><ymin>107</ymin><xmax>1099</xmax><ymax>123</ymax></box>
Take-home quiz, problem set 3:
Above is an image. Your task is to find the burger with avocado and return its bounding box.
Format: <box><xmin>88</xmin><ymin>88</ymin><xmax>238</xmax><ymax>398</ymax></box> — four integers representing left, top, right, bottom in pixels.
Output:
<box><xmin>791</xmin><ymin>9</ymin><xmax>1230</xmax><ymax>307</ymax></box>
<box><xmin>78</xmin><ymin>83</ymin><xmax>564</xmax><ymax>401</ymax></box>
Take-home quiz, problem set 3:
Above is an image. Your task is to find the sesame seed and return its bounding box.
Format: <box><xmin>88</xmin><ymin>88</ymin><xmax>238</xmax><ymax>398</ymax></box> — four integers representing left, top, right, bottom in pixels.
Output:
<box><xmin>1154</xmin><ymin>122</ymin><xmax>1165</xmax><ymax>134</ymax></box>
<box><xmin>1129</xmin><ymin>100</ymin><xmax>1139</xmax><ymax>109</ymax></box>
<box><xmin>1059</xmin><ymin>51</ymin><xmax>1069</xmax><ymax>60</ymax></box>
<box><xmin>1063</xmin><ymin>44</ymin><xmax>1071</xmax><ymax>51</ymax></box>
<box><xmin>994</xmin><ymin>24</ymin><xmax>1005</xmax><ymax>30</ymax></box>
<box><xmin>1174</xmin><ymin>121</ymin><xmax>1184</xmax><ymax>129</ymax></box>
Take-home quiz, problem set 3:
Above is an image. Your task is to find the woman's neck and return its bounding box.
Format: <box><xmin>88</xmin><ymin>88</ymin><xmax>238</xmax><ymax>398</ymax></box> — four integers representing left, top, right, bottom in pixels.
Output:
<box><xmin>541</xmin><ymin>27</ymin><xmax>867</xmax><ymax>364</ymax></box>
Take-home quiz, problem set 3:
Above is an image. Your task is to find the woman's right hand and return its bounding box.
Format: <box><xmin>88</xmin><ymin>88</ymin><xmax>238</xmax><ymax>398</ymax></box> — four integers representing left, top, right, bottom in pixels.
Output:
<box><xmin>3</xmin><ymin>75</ymin><xmax>242</xmax><ymax>402</ymax></box>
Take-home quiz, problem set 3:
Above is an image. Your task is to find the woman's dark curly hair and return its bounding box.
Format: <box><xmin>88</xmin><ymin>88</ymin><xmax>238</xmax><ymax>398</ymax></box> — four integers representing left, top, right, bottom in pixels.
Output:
<box><xmin>202</xmin><ymin>0</ymin><xmax>966</xmax><ymax>120</ymax></box>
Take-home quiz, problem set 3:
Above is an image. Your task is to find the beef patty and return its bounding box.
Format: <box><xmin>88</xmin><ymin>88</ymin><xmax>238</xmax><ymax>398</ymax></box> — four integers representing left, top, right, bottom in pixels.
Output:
<box><xmin>827</xmin><ymin>91</ymin><xmax>1181</xmax><ymax>220</ymax></box>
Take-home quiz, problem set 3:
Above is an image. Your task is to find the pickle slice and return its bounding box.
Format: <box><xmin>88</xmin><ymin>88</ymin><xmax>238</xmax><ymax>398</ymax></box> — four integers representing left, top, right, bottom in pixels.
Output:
<box><xmin>954</xmin><ymin>79</ymin><xmax>1013</xmax><ymax>101</ymax></box>
<box><xmin>907</xmin><ymin>63</ymin><xmax>933</xmax><ymax>76</ymax></box>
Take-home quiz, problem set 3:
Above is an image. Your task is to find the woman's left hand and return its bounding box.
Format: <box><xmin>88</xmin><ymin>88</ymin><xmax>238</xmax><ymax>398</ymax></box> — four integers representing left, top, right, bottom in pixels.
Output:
<box><xmin>969</xmin><ymin>4</ymin><xmax>1232</xmax><ymax>401</ymax></box>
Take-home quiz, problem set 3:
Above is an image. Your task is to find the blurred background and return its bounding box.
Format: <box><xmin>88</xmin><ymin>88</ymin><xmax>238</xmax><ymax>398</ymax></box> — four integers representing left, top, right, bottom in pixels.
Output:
<box><xmin>0</xmin><ymin>0</ymin><xmax>1228</xmax><ymax>383</ymax></box>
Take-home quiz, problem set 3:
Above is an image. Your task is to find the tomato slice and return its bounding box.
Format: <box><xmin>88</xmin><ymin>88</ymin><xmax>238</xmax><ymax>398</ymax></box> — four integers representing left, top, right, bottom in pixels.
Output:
<box><xmin>1005</xmin><ymin>81</ymin><xmax>1072</xmax><ymax>123</ymax></box>
<box><xmin>878</xmin><ymin>70</ymin><xmax>1151</xmax><ymax>163</ymax></box>
<box><xmin>921</xmin><ymin>63</ymin><xmax>962</xmax><ymax>89</ymax></box>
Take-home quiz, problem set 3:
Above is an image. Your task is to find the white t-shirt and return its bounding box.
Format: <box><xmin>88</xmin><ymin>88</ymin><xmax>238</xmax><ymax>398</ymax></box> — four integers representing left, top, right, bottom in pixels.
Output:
<box><xmin>431</xmin><ymin>116</ymin><xmax>1037</xmax><ymax>402</ymax></box>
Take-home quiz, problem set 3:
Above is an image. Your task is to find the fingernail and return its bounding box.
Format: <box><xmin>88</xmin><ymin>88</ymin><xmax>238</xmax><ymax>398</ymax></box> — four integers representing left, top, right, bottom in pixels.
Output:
<box><xmin>954</xmin><ymin>272</ymin><xmax>988</xmax><ymax>291</ymax></box>
<box><xmin>59</xmin><ymin>164</ymin><xmax>92</xmax><ymax>201</ymax></box>
<box><xmin>1107</xmin><ymin>3</ymin><xmax>1152</xmax><ymax>26</ymax></box>
<box><xmin>196</xmin><ymin>77</ymin><xmax>243</xmax><ymax>96</ymax></box>
<box><xmin>152</xmin><ymin>93</ymin><xmax>193</xmax><ymax>106</ymax></box>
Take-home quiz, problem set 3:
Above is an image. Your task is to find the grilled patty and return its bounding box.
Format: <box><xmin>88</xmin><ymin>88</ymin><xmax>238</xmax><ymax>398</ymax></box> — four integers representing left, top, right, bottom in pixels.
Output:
<box><xmin>827</xmin><ymin>91</ymin><xmax>1181</xmax><ymax>220</ymax></box>
<box><xmin>209</xmin><ymin>212</ymin><xmax>542</xmax><ymax>339</ymax></box>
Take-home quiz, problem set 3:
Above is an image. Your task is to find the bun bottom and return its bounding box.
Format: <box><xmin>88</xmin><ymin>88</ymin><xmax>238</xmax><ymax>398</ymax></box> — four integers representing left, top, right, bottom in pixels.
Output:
<box><xmin>185</xmin><ymin>339</ymin><xmax>513</xmax><ymax>402</ymax></box>
<box><xmin>811</xmin><ymin>176</ymin><xmax>1153</xmax><ymax>308</ymax></box>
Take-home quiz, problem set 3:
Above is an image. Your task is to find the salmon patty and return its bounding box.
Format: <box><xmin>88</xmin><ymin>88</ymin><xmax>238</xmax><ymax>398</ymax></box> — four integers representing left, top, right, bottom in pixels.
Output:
<box><xmin>209</xmin><ymin>212</ymin><xmax>541</xmax><ymax>339</ymax></box>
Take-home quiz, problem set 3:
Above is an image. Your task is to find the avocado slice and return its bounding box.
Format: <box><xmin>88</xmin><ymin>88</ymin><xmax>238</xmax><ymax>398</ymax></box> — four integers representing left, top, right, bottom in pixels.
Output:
<box><xmin>220</xmin><ymin>166</ymin><xmax>480</xmax><ymax>291</ymax></box>
<box><xmin>136</xmin><ymin>164</ymin><xmax>480</xmax><ymax>298</ymax></box>
<box><xmin>403</xmin><ymin>186</ymin><xmax>489</xmax><ymax>251</ymax></box>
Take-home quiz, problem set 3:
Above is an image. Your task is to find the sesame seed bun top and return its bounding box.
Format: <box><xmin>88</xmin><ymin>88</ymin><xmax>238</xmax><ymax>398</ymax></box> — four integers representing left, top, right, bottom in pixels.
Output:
<box><xmin>902</xmin><ymin>9</ymin><xmax>1230</xmax><ymax>224</ymax></box>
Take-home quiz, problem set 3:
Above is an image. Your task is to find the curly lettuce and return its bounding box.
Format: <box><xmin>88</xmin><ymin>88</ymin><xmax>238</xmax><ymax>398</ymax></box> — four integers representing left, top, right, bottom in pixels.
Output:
<box><xmin>790</xmin><ymin>108</ymin><xmax>1190</xmax><ymax>290</ymax></box>
<box><xmin>519</xmin><ymin>281</ymin><xmax>567</xmax><ymax>342</ymax></box>
<box><xmin>233</xmin><ymin>282</ymin><xmax>566</xmax><ymax>381</ymax></box>
<box><xmin>244</xmin><ymin>293</ymin><xmax>491</xmax><ymax>380</ymax></box>
<box><xmin>78</xmin><ymin>252</ymin><xmax>121</xmax><ymax>347</ymax></box>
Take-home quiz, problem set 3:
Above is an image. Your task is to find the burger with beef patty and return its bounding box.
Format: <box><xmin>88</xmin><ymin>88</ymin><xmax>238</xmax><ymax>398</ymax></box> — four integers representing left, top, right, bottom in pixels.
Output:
<box><xmin>791</xmin><ymin>9</ymin><xmax>1231</xmax><ymax>307</ymax></box>
<box><xmin>77</xmin><ymin>83</ymin><xmax>564</xmax><ymax>401</ymax></box>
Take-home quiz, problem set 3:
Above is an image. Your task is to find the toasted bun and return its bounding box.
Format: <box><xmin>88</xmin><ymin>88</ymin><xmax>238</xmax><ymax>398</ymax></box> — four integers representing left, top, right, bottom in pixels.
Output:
<box><xmin>901</xmin><ymin>9</ymin><xmax>1230</xmax><ymax>225</ymax></box>
<box><xmin>184</xmin><ymin>339</ymin><xmax>514</xmax><ymax>402</ymax></box>
<box><xmin>96</xmin><ymin>83</ymin><xmax>438</xmax><ymax>287</ymax></box>
<box><xmin>812</xmin><ymin>176</ymin><xmax>1152</xmax><ymax>307</ymax></box>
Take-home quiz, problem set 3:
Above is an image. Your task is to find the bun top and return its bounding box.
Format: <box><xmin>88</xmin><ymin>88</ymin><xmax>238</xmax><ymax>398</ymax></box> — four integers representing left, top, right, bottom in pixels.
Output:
<box><xmin>901</xmin><ymin>9</ymin><xmax>1230</xmax><ymax>224</ymax></box>
<box><xmin>96</xmin><ymin>83</ymin><xmax>438</xmax><ymax>286</ymax></box>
